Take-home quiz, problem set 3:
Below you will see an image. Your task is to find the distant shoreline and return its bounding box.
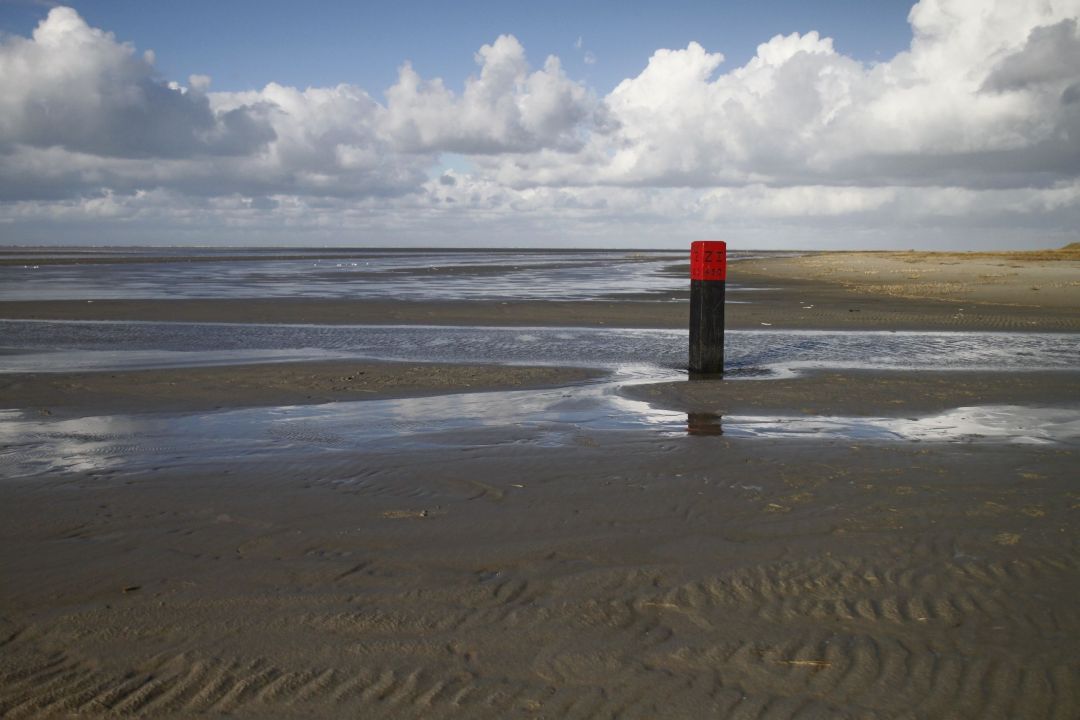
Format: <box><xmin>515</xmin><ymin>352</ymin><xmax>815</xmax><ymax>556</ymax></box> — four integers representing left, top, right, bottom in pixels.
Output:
<box><xmin>3</xmin><ymin>245</ymin><xmax>1076</xmax><ymax>266</ymax></box>
<box><xmin>3</xmin><ymin>250</ymin><xmax>1077</xmax><ymax>332</ymax></box>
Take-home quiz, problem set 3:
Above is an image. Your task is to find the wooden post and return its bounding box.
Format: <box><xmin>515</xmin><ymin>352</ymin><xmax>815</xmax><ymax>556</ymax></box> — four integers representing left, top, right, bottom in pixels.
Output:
<box><xmin>689</xmin><ymin>240</ymin><xmax>726</xmax><ymax>375</ymax></box>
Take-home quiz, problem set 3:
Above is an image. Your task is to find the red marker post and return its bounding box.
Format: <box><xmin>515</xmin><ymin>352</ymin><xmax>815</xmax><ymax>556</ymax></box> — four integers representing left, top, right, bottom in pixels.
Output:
<box><xmin>689</xmin><ymin>240</ymin><xmax>727</xmax><ymax>375</ymax></box>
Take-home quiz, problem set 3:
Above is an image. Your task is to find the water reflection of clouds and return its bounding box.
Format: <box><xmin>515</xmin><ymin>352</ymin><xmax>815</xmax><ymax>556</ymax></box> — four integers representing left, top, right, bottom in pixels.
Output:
<box><xmin>2</xmin><ymin>390</ymin><xmax>1078</xmax><ymax>481</ymax></box>
<box><xmin>0</xmin><ymin>412</ymin><xmax>147</xmax><ymax>476</ymax></box>
<box><xmin>719</xmin><ymin>406</ymin><xmax>1080</xmax><ymax>445</ymax></box>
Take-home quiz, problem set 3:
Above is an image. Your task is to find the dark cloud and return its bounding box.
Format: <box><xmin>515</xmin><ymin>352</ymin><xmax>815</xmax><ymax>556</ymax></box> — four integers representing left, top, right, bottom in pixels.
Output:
<box><xmin>982</xmin><ymin>19</ymin><xmax>1080</xmax><ymax>93</ymax></box>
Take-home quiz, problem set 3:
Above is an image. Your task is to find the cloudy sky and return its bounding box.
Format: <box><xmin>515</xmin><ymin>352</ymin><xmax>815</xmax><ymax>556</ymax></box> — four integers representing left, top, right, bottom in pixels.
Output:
<box><xmin>1</xmin><ymin>0</ymin><xmax>1078</xmax><ymax>249</ymax></box>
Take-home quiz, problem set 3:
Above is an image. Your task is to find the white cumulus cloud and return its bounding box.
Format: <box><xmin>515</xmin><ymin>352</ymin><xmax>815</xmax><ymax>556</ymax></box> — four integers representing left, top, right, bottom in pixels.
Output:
<box><xmin>489</xmin><ymin>0</ymin><xmax>1080</xmax><ymax>191</ymax></box>
<box><xmin>381</xmin><ymin>34</ymin><xmax>605</xmax><ymax>153</ymax></box>
<box><xmin>0</xmin><ymin>7</ymin><xmax>275</xmax><ymax>160</ymax></box>
<box><xmin>1</xmin><ymin>0</ymin><xmax>1079</xmax><ymax>248</ymax></box>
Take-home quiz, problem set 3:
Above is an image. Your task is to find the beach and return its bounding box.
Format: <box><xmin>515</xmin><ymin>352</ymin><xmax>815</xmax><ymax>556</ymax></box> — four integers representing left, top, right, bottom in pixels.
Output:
<box><xmin>1</xmin><ymin>249</ymin><xmax>1078</xmax><ymax>718</ymax></box>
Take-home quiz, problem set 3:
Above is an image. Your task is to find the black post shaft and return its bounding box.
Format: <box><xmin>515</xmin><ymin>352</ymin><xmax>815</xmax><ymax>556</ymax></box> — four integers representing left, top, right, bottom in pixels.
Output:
<box><xmin>689</xmin><ymin>278</ymin><xmax>726</xmax><ymax>375</ymax></box>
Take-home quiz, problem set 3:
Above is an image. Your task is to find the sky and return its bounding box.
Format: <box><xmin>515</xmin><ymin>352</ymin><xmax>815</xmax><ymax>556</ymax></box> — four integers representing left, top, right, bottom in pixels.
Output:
<box><xmin>1</xmin><ymin>0</ymin><xmax>1078</xmax><ymax>249</ymax></box>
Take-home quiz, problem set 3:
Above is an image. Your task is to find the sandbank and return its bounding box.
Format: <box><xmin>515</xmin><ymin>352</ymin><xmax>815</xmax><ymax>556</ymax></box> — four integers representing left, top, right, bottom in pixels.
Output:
<box><xmin>0</xmin><ymin>361</ymin><xmax>602</xmax><ymax>417</ymax></box>
<box><xmin>735</xmin><ymin>248</ymin><xmax>1080</xmax><ymax>309</ymax></box>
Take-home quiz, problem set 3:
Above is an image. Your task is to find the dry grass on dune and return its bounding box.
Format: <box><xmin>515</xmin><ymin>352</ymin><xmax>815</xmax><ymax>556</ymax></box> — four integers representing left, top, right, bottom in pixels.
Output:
<box><xmin>854</xmin><ymin>244</ymin><xmax>1080</xmax><ymax>263</ymax></box>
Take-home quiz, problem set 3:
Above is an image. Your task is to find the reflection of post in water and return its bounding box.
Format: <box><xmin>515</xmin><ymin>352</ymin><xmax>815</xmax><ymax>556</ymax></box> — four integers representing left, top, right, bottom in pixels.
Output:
<box><xmin>687</xmin><ymin>412</ymin><xmax>724</xmax><ymax>436</ymax></box>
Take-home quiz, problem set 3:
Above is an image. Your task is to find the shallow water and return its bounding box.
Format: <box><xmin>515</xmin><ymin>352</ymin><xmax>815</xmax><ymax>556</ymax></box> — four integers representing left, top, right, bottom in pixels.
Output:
<box><xmin>0</xmin><ymin>249</ymin><xmax>695</xmax><ymax>301</ymax></box>
<box><xmin>1</xmin><ymin>375</ymin><xmax>1077</xmax><ymax>480</ymax></box>
<box><xmin>3</xmin><ymin>321</ymin><xmax>1079</xmax><ymax>376</ymax></box>
<box><xmin>0</xmin><ymin>248</ymin><xmax>797</xmax><ymax>301</ymax></box>
<box><xmin>2</xmin><ymin>319</ymin><xmax>1079</xmax><ymax>480</ymax></box>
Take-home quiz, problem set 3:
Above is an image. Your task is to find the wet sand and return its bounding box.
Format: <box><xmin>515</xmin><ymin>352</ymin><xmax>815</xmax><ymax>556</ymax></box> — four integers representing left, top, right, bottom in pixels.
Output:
<box><xmin>5</xmin><ymin>366</ymin><xmax>1076</xmax><ymax>420</ymax></box>
<box><xmin>2</xmin><ymin>431</ymin><xmax>1077</xmax><ymax>718</ymax></box>
<box><xmin>4</xmin><ymin>289</ymin><xmax>1078</xmax><ymax>332</ymax></box>
<box><xmin>0</xmin><ymin>298</ymin><xmax>687</xmax><ymax>328</ymax></box>
<box><xmin>0</xmin><ymin>361</ymin><xmax>601</xmax><ymax>417</ymax></box>
<box><xmin>2</xmin><ymin>250</ymin><xmax>1079</xmax><ymax>718</ymax></box>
